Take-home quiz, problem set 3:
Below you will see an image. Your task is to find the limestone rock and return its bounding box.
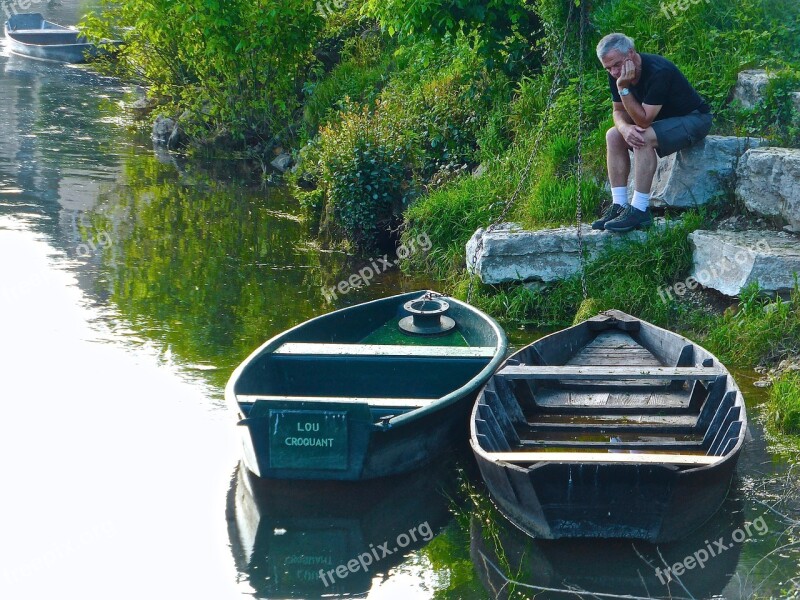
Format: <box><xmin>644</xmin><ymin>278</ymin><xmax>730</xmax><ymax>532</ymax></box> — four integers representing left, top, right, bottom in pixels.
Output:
<box><xmin>152</xmin><ymin>115</ymin><xmax>176</xmax><ymax>145</ymax></box>
<box><xmin>130</xmin><ymin>97</ymin><xmax>157</xmax><ymax>119</ymax></box>
<box><xmin>688</xmin><ymin>230</ymin><xmax>800</xmax><ymax>297</ymax></box>
<box><xmin>627</xmin><ymin>136</ymin><xmax>761</xmax><ymax>208</ymax></box>
<box><xmin>472</xmin><ymin>163</ymin><xmax>488</xmax><ymax>178</ymax></box>
<box><xmin>167</xmin><ymin>124</ymin><xmax>187</xmax><ymax>150</ymax></box>
<box><xmin>466</xmin><ymin>222</ymin><xmax>659</xmax><ymax>285</ymax></box>
<box><xmin>736</xmin><ymin>147</ymin><xmax>800</xmax><ymax>232</ymax></box>
<box><xmin>271</xmin><ymin>153</ymin><xmax>293</xmax><ymax>173</ymax></box>
<box><xmin>732</xmin><ymin>70</ymin><xmax>773</xmax><ymax>109</ymax></box>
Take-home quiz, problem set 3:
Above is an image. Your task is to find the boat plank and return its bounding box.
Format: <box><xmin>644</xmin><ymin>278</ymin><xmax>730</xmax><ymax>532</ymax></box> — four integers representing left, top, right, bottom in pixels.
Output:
<box><xmin>533</xmin><ymin>388</ymin><xmax>692</xmax><ymax>408</ymax></box>
<box><xmin>530</xmin><ymin>414</ymin><xmax>698</xmax><ymax>426</ymax></box>
<box><xmin>568</xmin><ymin>354</ymin><xmax>661</xmax><ymax>367</ymax></box>
<box><xmin>519</xmin><ymin>439</ymin><xmax>703</xmax><ymax>450</ymax></box>
<box><xmin>523</xmin><ymin>422</ymin><xmax>696</xmax><ymax>434</ymax></box>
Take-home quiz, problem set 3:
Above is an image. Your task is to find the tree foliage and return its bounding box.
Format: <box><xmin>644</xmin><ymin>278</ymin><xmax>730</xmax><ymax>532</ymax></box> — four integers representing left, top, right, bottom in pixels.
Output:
<box><xmin>84</xmin><ymin>0</ymin><xmax>324</xmax><ymax>141</ymax></box>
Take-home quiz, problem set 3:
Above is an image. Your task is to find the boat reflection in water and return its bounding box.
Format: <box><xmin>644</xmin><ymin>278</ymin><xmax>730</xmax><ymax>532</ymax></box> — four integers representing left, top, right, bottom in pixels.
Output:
<box><xmin>227</xmin><ymin>455</ymin><xmax>464</xmax><ymax>597</ymax></box>
<box><xmin>471</xmin><ymin>489</ymin><xmax>746</xmax><ymax>599</ymax></box>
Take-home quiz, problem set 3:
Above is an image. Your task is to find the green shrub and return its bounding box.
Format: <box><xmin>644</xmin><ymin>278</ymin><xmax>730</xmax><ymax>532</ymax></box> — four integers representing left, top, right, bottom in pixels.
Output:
<box><xmin>313</xmin><ymin>102</ymin><xmax>421</xmax><ymax>248</ymax></box>
<box><xmin>84</xmin><ymin>0</ymin><xmax>323</xmax><ymax>142</ymax></box>
<box><xmin>363</xmin><ymin>0</ymin><xmax>540</xmax><ymax>69</ymax></box>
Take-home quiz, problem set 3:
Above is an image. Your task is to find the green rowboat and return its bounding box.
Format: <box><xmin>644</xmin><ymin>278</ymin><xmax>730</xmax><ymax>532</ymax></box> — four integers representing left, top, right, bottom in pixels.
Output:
<box><xmin>226</xmin><ymin>291</ymin><xmax>507</xmax><ymax>480</ymax></box>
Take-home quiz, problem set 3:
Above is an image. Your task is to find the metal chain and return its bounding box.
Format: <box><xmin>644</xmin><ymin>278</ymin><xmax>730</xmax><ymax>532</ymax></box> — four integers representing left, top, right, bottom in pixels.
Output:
<box><xmin>466</xmin><ymin>0</ymin><xmax>577</xmax><ymax>303</ymax></box>
<box><xmin>575</xmin><ymin>0</ymin><xmax>589</xmax><ymax>300</ymax></box>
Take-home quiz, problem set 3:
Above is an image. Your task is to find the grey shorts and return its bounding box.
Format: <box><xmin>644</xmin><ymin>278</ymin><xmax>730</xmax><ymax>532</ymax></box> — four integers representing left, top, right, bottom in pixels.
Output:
<box><xmin>652</xmin><ymin>110</ymin><xmax>713</xmax><ymax>157</ymax></box>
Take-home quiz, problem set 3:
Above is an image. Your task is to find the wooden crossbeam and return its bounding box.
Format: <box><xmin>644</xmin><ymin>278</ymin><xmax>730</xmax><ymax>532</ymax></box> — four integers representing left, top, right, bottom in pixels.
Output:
<box><xmin>497</xmin><ymin>365</ymin><xmax>722</xmax><ymax>380</ymax></box>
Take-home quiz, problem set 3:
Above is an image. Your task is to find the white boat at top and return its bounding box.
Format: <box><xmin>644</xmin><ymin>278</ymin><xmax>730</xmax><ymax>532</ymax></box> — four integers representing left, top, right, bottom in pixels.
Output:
<box><xmin>4</xmin><ymin>13</ymin><xmax>120</xmax><ymax>63</ymax></box>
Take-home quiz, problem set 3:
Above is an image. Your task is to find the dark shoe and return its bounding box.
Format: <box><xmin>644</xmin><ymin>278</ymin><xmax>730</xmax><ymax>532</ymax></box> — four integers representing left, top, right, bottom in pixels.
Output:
<box><xmin>591</xmin><ymin>203</ymin><xmax>625</xmax><ymax>230</ymax></box>
<box><xmin>604</xmin><ymin>205</ymin><xmax>653</xmax><ymax>232</ymax></box>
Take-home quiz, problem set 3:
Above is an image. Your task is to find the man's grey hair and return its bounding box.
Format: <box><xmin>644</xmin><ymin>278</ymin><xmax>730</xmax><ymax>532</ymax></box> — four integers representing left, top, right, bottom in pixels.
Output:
<box><xmin>596</xmin><ymin>33</ymin><xmax>635</xmax><ymax>60</ymax></box>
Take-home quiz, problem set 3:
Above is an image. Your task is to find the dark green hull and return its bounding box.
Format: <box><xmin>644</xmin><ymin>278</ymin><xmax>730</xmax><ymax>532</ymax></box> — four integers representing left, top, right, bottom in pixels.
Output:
<box><xmin>226</xmin><ymin>291</ymin><xmax>507</xmax><ymax>480</ymax></box>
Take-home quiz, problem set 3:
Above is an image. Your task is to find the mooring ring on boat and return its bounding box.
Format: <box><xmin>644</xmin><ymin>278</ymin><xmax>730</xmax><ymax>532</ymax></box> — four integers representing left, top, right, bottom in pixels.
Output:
<box><xmin>399</xmin><ymin>298</ymin><xmax>456</xmax><ymax>335</ymax></box>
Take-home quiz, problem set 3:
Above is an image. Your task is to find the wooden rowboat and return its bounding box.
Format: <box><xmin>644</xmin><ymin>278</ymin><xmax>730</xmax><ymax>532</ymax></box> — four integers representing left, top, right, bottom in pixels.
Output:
<box><xmin>471</xmin><ymin>310</ymin><xmax>747</xmax><ymax>543</ymax></box>
<box><xmin>4</xmin><ymin>13</ymin><xmax>121</xmax><ymax>63</ymax></box>
<box><xmin>226</xmin><ymin>290</ymin><xmax>507</xmax><ymax>480</ymax></box>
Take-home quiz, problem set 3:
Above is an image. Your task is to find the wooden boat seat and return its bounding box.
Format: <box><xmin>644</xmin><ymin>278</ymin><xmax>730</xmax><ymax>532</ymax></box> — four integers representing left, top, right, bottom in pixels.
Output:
<box><xmin>274</xmin><ymin>342</ymin><xmax>496</xmax><ymax>358</ymax></box>
<box><xmin>483</xmin><ymin>451</ymin><xmax>723</xmax><ymax>466</ymax></box>
<box><xmin>496</xmin><ymin>365</ymin><xmax>723</xmax><ymax>380</ymax></box>
<box><xmin>236</xmin><ymin>394</ymin><xmax>433</xmax><ymax>408</ymax></box>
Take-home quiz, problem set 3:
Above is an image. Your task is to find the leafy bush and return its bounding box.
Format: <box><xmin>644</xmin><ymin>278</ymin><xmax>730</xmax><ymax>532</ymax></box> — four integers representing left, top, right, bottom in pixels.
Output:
<box><xmin>84</xmin><ymin>0</ymin><xmax>323</xmax><ymax>142</ymax></box>
<box><xmin>311</xmin><ymin>102</ymin><xmax>421</xmax><ymax>248</ymax></box>
<box><xmin>363</xmin><ymin>0</ymin><xmax>540</xmax><ymax>69</ymax></box>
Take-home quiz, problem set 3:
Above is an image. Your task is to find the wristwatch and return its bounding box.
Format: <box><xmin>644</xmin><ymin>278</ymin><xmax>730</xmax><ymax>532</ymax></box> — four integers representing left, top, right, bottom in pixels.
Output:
<box><xmin>619</xmin><ymin>87</ymin><xmax>631</xmax><ymax>97</ymax></box>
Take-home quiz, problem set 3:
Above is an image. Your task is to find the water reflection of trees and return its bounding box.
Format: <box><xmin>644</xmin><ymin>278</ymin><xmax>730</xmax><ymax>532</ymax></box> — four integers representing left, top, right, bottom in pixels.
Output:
<box><xmin>88</xmin><ymin>154</ymin><xmax>337</xmax><ymax>383</ymax></box>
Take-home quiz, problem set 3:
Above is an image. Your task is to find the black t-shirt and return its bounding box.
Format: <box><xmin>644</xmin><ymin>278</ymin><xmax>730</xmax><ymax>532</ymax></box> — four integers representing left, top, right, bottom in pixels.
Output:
<box><xmin>608</xmin><ymin>53</ymin><xmax>710</xmax><ymax>120</ymax></box>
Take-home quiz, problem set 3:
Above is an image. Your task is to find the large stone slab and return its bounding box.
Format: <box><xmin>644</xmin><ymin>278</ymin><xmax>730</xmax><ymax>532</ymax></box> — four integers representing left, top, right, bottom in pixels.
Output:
<box><xmin>688</xmin><ymin>230</ymin><xmax>800</xmax><ymax>297</ymax></box>
<box><xmin>466</xmin><ymin>222</ymin><xmax>656</xmax><ymax>285</ymax></box>
<box><xmin>628</xmin><ymin>136</ymin><xmax>761</xmax><ymax>208</ymax></box>
<box><xmin>736</xmin><ymin>147</ymin><xmax>800</xmax><ymax>232</ymax></box>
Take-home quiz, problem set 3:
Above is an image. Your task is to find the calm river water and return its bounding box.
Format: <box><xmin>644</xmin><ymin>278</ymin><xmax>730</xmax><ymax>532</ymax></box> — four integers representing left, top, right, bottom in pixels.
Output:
<box><xmin>1</xmin><ymin>4</ymin><xmax>798</xmax><ymax>599</ymax></box>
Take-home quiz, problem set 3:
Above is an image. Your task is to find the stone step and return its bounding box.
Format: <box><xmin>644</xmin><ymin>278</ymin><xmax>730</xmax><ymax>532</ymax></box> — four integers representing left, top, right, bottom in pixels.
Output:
<box><xmin>465</xmin><ymin>222</ymin><xmax>663</xmax><ymax>285</ymax></box>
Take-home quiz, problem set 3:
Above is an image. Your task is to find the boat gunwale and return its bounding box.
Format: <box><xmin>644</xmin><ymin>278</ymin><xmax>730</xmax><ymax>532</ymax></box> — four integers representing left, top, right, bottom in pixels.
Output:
<box><xmin>225</xmin><ymin>290</ymin><xmax>508</xmax><ymax>427</ymax></box>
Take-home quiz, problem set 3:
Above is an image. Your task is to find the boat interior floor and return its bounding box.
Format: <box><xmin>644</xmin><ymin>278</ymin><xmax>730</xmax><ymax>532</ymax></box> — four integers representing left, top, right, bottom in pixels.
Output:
<box><xmin>477</xmin><ymin>327</ymin><xmax>743</xmax><ymax>459</ymax></box>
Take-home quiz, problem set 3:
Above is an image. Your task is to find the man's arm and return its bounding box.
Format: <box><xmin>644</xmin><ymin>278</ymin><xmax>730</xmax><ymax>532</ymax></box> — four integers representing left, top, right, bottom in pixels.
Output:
<box><xmin>612</xmin><ymin>102</ymin><xmax>648</xmax><ymax>149</ymax></box>
<box><xmin>613</xmin><ymin>102</ymin><xmax>634</xmax><ymax>128</ymax></box>
<box><xmin>619</xmin><ymin>95</ymin><xmax>662</xmax><ymax>128</ymax></box>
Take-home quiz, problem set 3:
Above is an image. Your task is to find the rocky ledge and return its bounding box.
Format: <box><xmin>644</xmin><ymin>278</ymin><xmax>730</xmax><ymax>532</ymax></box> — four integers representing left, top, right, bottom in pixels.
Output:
<box><xmin>688</xmin><ymin>230</ymin><xmax>800</xmax><ymax>297</ymax></box>
<box><xmin>466</xmin><ymin>221</ymin><xmax>664</xmax><ymax>285</ymax></box>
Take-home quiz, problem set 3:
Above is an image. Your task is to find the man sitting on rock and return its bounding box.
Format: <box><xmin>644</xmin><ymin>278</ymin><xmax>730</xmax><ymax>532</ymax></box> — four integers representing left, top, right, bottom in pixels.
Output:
<box><xmin>593</xmin><ymin>33</ymin><xmax>712</xmax><ymax>232</ymax></box>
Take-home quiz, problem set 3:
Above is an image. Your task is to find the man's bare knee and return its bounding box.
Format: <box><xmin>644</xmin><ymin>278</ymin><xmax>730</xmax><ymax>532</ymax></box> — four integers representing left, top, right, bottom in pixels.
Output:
<box><xmin>606</xmin><ymin>127</ymin><xmax>629</xmax><ymax>151</ymax></box>
<box><xmin>638</xmin><ymin>127</ymin><xmax>659</xmax><ymax>149</ymax></box>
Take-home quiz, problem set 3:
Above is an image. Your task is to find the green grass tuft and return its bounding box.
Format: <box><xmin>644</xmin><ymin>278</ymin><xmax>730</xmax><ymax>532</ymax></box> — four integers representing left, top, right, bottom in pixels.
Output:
<box><xmin>766</xmin><ymin>372</ymin><xmax>800</xmax><ymax>435</ymax></box>
<box><xmin>704</xmin><ymin>281</ymin><xmax>800</xmax><ymax>366</ymax></box>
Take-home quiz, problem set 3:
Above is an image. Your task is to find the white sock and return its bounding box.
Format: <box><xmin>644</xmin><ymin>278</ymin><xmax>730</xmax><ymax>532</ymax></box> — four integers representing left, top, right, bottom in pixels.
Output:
<box><xmin>631</xmin><ymin>190</ymin><xmax>650</xmax><ymax>212</ymax></box>
<box><xmin>611</xmin><ymin>186</ymin><xmax>628</xmax><ymax>206</ymax></box>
